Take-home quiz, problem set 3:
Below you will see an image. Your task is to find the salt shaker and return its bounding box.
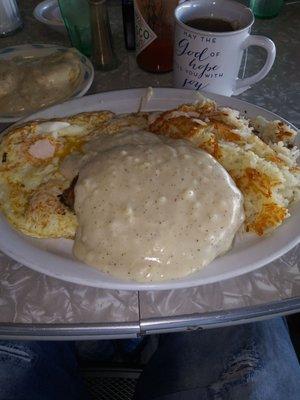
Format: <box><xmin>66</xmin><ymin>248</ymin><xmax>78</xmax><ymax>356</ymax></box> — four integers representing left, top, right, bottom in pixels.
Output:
<box><xmin>89</xmin><ymin>0</ymin><xmax>119</xmax><ymax>71</ymax></box>
<box><xmin>0</xmin><ymin>0</ymin><xmax>23</xmax><ymax>36</ymax></box>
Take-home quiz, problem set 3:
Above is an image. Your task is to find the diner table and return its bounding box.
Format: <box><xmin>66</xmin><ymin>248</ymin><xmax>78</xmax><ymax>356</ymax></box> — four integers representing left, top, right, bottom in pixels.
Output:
<box><xmin>0</xmin><ymin>0</ymin><xmax>299</xmax><ymax>340</ymax></box>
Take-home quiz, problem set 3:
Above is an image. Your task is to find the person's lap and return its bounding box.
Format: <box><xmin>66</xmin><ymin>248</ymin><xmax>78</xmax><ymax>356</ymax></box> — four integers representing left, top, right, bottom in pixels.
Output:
<box><xmin>134</xmin><ymin>318</ymin><xmax>300</xmax><ymax>400</ymax></box>
<box><xmin>0</xmin><ymin>318</ymin><xmax>299</xmax><ymax>400</ymax></box>
<box><xmin>0</xmin><ymin>341</ymin><xmax>87</xmax><ymax>400</ymax></box>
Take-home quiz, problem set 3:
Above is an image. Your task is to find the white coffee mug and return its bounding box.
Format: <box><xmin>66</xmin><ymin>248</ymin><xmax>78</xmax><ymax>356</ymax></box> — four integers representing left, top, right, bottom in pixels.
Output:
<box><xmin>173</xmin><ymin>0</ymin><xmax>276</xmax><ymax>96</ymax></box>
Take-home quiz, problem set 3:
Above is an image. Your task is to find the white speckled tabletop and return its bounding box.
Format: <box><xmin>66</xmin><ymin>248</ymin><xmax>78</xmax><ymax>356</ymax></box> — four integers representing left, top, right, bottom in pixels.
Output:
<box><xmin>0</xmin><ymin>0</ymin><xmax>299</xmax><ymax>339</ymax></box>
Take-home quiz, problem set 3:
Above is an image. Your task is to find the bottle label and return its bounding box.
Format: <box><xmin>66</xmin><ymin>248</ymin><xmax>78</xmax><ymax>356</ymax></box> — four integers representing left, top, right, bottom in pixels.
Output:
<box><xmin>134</xmin><ymin>0</ymin><xmax>157</xmax><ymax>54</ymax></box>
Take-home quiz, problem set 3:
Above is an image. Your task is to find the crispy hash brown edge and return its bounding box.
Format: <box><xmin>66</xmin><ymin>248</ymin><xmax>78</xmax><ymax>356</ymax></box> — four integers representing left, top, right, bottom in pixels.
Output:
<box><xmin>148</xmin><ymin>100</ymin><xmax>299</xmax><ymax>235</ymax></box>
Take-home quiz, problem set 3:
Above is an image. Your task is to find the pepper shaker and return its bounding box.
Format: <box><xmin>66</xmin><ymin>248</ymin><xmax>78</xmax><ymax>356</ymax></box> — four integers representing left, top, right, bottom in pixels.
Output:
<box><xmin>89</xmin><ymin>0</ymin><xmax>119</xmax><ymax>71</ymax></box>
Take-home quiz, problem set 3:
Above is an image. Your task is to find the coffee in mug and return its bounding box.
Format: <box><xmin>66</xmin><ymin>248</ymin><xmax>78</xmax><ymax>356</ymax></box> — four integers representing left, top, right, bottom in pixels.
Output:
<box><xmin>184</xmin><ymin>17</ymin><xmax>237</xmax><ymax>32</ymax></box>
<box><xmin>173</xmin><ymin>0</ymin><xmax>276</xmax><ymax>96</ymax></box>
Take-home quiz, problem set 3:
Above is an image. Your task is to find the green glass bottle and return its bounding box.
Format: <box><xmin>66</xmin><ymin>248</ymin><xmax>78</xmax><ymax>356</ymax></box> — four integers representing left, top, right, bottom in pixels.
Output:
<box><xmin>250</xmin><ymin>0</ymin><xmax>284</xmax><ymax>19</ymax></box>
<box><xmin>58</xmin><ymin>0</ymin><xmax>92</xmax><ymax>56</ymax></box>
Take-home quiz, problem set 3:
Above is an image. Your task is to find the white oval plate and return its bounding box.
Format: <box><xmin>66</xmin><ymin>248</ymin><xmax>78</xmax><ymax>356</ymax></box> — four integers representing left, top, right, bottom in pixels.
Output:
<box><xmin>0</xmin><ymin>88</ymin><xmax>299</xmax><ymax>290</ymax></box>
<box><xmin>33</xmin><ymin>0</ymin><xmax>66</xmax><ymax>34</ymax></box>
<box><xmin>0</xmin><ymin>44</ymin><xmax>94</xmax><ymax>123</ymax></box>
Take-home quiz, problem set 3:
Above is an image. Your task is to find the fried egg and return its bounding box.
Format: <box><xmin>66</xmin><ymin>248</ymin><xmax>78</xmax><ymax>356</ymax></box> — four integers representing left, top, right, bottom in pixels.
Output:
<box><xmin>0</xmin><ymin>111</ymin><xmax>117</xmax><ymax>237</ymax></box>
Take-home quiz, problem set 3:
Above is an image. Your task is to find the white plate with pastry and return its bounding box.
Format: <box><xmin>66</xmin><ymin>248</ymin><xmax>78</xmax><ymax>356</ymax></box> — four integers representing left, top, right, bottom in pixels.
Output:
<box><xmin>0</xmin><ymin>44</ymin><xmax>94</xmax><ymax>123</ymax></box>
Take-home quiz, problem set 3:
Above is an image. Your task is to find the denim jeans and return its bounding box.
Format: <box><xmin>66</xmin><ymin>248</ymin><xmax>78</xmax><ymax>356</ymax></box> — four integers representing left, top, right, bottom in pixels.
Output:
<box><xmin>134</xmin><ymin>317</ymin><xmax>300</xmax><ymax>400</ymax></box>
<box><xmin>0</xmin><ymin>318</ymin><xmax>299</xmax><ymax>400</ymax></box>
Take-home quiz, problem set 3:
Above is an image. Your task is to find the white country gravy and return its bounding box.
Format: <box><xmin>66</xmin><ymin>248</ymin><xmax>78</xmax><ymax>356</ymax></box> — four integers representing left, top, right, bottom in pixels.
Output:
<box><xmin>69</xmin><ymin>131</ymin><xmax>244</xmax><ymax>282</ymax></box>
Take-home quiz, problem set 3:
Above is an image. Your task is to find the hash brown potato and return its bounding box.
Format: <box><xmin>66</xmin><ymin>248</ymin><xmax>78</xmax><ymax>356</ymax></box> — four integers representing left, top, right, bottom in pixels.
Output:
<box><xmin>149</xmin><ymin>97</ymin><xmax>299</xmax><ymax>235</ymax></box>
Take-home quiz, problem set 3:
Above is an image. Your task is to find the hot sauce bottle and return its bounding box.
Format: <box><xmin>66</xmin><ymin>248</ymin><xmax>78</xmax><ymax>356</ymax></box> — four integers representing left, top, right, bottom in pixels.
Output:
<box><xmin>134</xmin><ymin>0</ymin><xmax>179</xmax><ymax>73</ymax></box>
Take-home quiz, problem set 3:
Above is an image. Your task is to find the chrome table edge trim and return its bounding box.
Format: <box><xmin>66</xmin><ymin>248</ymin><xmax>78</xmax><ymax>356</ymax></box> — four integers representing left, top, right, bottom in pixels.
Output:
<box><xmin>0</xmin><ymin>297</ymin><xmax>299</xmax><ymax>339</ymax></box>
<box><xmin>0</xmin><ymin>322</ymin><xmax>140</xmax><ymax>340</ymax></box>
<box><xmin>139</xmin><ymin>297</ymin><xmax>300</xmax><ymax>335</ymax></box>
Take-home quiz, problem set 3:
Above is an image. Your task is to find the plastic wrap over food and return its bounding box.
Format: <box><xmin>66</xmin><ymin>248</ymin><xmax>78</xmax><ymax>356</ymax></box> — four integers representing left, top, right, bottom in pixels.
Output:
<box><xmin>0</xmin><ymin>245</ymin><xmax>299</xmax><ymax>325</ymax></box>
